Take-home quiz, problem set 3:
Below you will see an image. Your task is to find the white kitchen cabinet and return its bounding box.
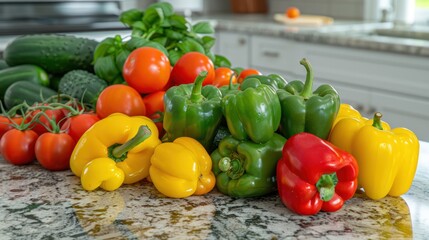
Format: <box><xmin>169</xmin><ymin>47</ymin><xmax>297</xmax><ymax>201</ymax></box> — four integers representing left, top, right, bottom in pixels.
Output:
<box><xmin>215</xmin><ymin>31</ymin><xmax>250</xmax><ymax>68</ymax></box>
<box><xmin>215</xmin><ymin>31</ymin><xmax>429</xmax><ymax>141</ymax></box>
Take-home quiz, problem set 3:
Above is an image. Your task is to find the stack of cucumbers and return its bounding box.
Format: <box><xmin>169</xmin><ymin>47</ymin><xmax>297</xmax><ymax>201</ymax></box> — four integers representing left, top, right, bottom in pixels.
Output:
<box><xmin>0</xmin><ymin>34</ymin><xmax>107</xmax><ymax>109</ymax></box>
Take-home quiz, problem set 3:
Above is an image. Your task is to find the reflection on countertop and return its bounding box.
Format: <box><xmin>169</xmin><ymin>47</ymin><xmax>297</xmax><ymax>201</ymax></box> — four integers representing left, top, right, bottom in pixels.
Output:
<box><xmin>0</xmin><ymin>142</ymin><xmax>428</xmax><ymax>239</ymax></box>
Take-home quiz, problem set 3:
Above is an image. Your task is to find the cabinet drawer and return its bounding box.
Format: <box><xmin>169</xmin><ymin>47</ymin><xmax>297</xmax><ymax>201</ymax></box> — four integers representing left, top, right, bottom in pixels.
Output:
<box><xmin>250</xmin><ymin>36</ymin><xmax>299</xmax><ymax>73</ymax></box>
<box><xmin>216</xmin><ymin>31</ymin><xmax>250</xmax><ymax>68</ymax></box>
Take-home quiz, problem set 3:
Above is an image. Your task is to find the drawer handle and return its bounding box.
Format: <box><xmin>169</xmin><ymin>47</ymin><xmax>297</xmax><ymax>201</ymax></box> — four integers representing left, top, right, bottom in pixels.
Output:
<box><xmin>262</xmin><ymin>51</ymin><xmax>279</xmax><ymax>58</ymax></box>
<box><xmin>238</xmin><ymin>38</ymin><xmax>246</xmax><ymax>45</ymax></box>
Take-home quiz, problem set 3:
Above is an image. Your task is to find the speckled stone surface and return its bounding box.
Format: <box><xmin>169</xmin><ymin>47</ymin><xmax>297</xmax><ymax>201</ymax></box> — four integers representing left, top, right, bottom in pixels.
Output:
<box><xmin>1</xmin><ymin>142</ymin><xmax>428</xmax><ymax>239</ymax></box>
<box><xmin>202</xmin><ymin>14</ymin><xmax>429</xmax><ymax>57</ymax></box>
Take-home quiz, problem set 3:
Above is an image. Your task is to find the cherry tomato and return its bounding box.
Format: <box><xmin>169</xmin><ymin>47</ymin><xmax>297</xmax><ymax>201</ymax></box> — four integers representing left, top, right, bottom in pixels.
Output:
<box><xmin>0</xmin><ymin>129</ymin><xmax>38</xmax><ymax>165</ymax></box>
<box><xmin>96</xmin><ymin>84</ymin><xmax>146</xmax><ymax>119</ymax></box>
<box><xmin>142</xmin><ymin>91</ymin><xmax>165</xmax><ymax>136</ymax></box>
<box><xmin>286</xmin><ymin>7</ymin><xmax>301</xmax><ymax>19</ymax></box>
<box><xmin>123</xmin><ymin>47</ymin><xmax>171</xmax><ymax>94</ymax></box>
<box><xmin>35</xmin><ymin>132</ymin><xmax>75</xmax><ymax>171</ymax></box>
<box><xmin>237</xmin><ymin>68</ymin><xmax>262</xmax><ymax>83</ymax></box>
<box><xmin>61</xmin><ymin>113</ymin><xmax>100</xmax><ymax>142</ymax></box>
<box><xmin>170</xmin><ymin>52</ymin><xmax>215</xmax><ymax>86</ymax></box>
<box><xmin>0</xmin><ymin>115</ymin><xmax>26</xmax><ymax>139</ymax></box>
<box><xmin>213</xmin><ymin>67</ymin><xmax>237</xmax><ymax>87</ymax></box>
<box><xmin>29</xmin><ymin>104</ymin><xmax>66</xmax><ymax>135</ymax></box>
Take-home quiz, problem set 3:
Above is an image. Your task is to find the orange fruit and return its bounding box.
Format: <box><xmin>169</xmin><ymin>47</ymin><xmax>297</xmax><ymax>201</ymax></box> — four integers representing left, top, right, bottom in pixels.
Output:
<box><xmin>286</xmin><ymin>7</ymin><xmax>300</xmax><ymax>19</ymax></box>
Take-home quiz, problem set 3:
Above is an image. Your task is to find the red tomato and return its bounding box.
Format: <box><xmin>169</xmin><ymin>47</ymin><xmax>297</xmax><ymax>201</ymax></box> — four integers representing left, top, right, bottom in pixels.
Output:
<box><xmin>29</xmin><ymin>104</ymin><xmax>66</xmax><ymax>135</ymax></box>
<box><xmin>0</xmin><ymin>129</ymin><xmax>38</xmax><ymax>165</ymax></box>
<box><xmin>123</xmin><ymin>47</ymin><xmax>171</xmax><ymax>94</ymax></box>
<box><xmin>142</xmin><ymin>91</ymin><xmax>165</xmax><ymax>136</ymax></box>
<box><xmin>35</xmin><ymin>132</ymin><xmax>75</xmax><ymax>171</ymax></box>
<box><xmin>96</xmin><ymin>84</ymin><xmax>146</xmax><ymax>119</ymax></box>
<box><xmin>0</xmin><ymin>115</ymin><xmax>26</xmax><ymax>139</ymax></box>
<box><xmin>61</xmin><ymin>113</ymin><xmax>100</xmax><ymax>142</ymax></box>
<box><xmin>213</xmin><ymin>67</ymin><xmax>237</xmax><ymax>87</ymax></box>
<box><xmin>170</xmin><ymin>52</ymin><xmax>215</xmax><ymax>86</ymax></box>
<box><xmin>237</xmin><ymin>68</ymin><xmax>262</xmax><ymax>83</ymax></box>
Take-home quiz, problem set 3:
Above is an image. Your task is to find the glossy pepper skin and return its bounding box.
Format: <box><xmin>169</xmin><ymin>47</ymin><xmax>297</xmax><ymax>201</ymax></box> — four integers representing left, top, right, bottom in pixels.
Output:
<box><xmin>149</xmin><ymin>137</ymin><xmax>216</xmax><ymax>198</ymax></box>
<box><xmin>70</xmin><ymin>113</ymin><xmax>161</xmax><ymax>191</ymax></box>
<box><xmin>242</xmin><ymin>74</ymin><xmax>288</xmax><ymax>91</ymax></box>
<box><xmin>222</xmin><ymin>77</ymin><xmax>281</xmax><ymax>144</ymax></box>
<box><xmin>277</xmin><ymin>132</ymin><xmax>359</xmax><ymax>215</ymax></box>
<box><xmin>277</xmin><ymin>58</ymin><xmax>340</xmax><ymax>140</ymax></box>
<box><xmin>330</xmin><ymin>112</ymin><xmax>419</xmax><ymax>200</ymax></box>
<box><xmin>211</xmin><ymin>133</ymin><xmax>286</xmax><ymax>198</ymax></box>
<box><xmin>163</xmin><ymin>71</ymin><xmax>223</xmax><ymax>150</ymax></box>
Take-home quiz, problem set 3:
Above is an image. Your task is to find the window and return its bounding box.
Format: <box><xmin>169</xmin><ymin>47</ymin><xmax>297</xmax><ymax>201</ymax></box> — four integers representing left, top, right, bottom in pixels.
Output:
<box><xmin>415</xmin><ymin>0</ymin><xmax>429</xmax><ymax>23</ymax></box>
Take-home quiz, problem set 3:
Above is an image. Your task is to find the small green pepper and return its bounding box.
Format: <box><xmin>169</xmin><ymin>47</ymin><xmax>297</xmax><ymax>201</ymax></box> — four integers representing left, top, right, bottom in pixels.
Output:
<box><xmin>163</xmin><ymin>71</ymin><xmax>223</xmax><ymax>150</ymax></box>
<box><xmin>211</xmin><ymin>133</ymin><xmax>286</xmax><ymax>198</ymax></box>
<box><xmin>277</xmin><ymin>58</ymin><xmax>340</xmax><ymax>139</ymax></box>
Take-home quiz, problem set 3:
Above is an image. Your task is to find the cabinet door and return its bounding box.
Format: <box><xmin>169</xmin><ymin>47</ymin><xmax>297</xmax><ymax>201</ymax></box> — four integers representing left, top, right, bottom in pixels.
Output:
<box><xmin>250</xmin><ymin>35</ymin><xmax>300</xmax><ymax>75</ymax></box>
<box><xmin>371</xmin><ymin>92</ymin><xmax>429</xmax><ymax>141</ymax></box>
<box><xmin>215</xmin><ymin>31</ymin><xmax>250</xmax><ymax>68</ymax></box>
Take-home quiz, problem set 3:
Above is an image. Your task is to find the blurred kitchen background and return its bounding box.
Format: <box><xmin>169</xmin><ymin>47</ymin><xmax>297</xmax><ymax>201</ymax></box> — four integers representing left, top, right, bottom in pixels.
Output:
<box><xmin>0</xmin><ymin>0</ymin><xmax>428</xmax><ymax>141</ymax></box>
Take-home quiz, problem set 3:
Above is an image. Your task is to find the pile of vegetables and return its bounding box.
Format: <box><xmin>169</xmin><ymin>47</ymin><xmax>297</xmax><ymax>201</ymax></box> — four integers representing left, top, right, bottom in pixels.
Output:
<box><xmin>0</xmin><ymin>2</ymin><xmax>420</xmax><ymax>216</ymax></box>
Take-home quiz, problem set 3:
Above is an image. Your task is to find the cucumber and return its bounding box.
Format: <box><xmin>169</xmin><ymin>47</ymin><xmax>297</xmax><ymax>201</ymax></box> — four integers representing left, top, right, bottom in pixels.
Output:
<box><xmin>3</xmin><ymin>34</ymin><xmax>99</xmax><ymax>75</ymax></box>
<box><xmin>3</xmin><ymin>81</ymin><xmax>57</xmax><ymax>110</ymax></box>
<box><xmin>0</xmin><ymin>64</ymin><xmax>50</xmax><ymax>99</ymax></box>
<box><xmin>0</xmin><ymin>59</ymin><xmax>8</xmax><ymax>70</ymax></box>
<box><xmin>58</xmin><ymin>70</ymin><xmax>107</xmax><ymax>107</ymax></box>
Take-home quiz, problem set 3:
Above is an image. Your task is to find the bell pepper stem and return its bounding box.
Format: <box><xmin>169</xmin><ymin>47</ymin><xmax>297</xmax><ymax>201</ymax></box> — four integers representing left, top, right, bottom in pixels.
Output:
<box><xmin>372</xmin><ymin>112</ymin><xmax>384</xmax><ymax>130</ymax></box>
<box><xmin>299</xmin><ymin>58</ymin><xmax>314</xmax><ymax>99</ymax></box>
<box><xmin>228</xmin><ymin>73</ymin><xmax>236</xmax><ymax>90</ymax></box>
<box><xmin>316</xmin><ymin>173</ymin><xmax>338</xmax><ymax>201</ymax></box>
<box><xmin>110</xmin><ymin>125</ymin><xmax>152</xmax><ymax>162</ymax></box>
<box><xmin>190</xmin><ymin>71</ymin><xmax>208</xmax><ymax>103</ymax></box>
<box><xmin>218</xmin><ymin>156</ymin><xmax>244</xmax><ymax>180</ymax></box>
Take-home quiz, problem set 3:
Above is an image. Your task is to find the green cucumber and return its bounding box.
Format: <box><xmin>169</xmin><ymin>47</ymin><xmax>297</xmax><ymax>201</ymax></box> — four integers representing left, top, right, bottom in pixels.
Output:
<box><xmin>3</xmin><ymin>34</ymin><xmax>99</xmax><ymax>75</ymax></box>
<box><xmin>4</xmin><ymin>81</ymin><xmax>57</xmax><ymax>109</ymax></box>
<box><xmin>0</xmin><ymin>64</ymin><xmax>50</xmax><ymax>99</ymax></box>
<box><xmin>58</xmin><ymin>70</ymin><xmax>107</xmax><ymax>107</ymax></box>
<box><xmin>0</xmin><ymin>59</ymin><xmax>8</xmax><ymax>70</ymax></box>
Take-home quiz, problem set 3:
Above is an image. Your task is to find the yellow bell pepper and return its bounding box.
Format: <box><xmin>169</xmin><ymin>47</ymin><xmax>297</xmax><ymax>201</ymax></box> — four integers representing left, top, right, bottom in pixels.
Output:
<box><xmin>149</xmin><ymin>137</ymin><xmax>216</xmax><ymax>198</ymax></box>
<box><xmin>332</xmin><ymin>104</ymin><xmax>362</xmax><ymax>128</ymax></box>
<box><xmin>329</xmin><ymin>112</ymin><xmax>419</xmax><ymax>200</ymax></box>
<box><xmin>70</xmin><ymin>113</ymin><xmax>161</xmax><ymax>191</ymax></box>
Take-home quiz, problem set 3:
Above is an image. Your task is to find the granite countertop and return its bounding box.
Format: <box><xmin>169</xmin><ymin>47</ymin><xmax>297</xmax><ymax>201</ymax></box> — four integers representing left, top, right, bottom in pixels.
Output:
<box><xmin>199</xmin><ymin>14</ymin><xmax>429</xmax><ymax>57</ymax></box>
<box><xmin>0</xmin><ymin>141</ymin><xmax>428</xmax><ymax>239</ymax></box>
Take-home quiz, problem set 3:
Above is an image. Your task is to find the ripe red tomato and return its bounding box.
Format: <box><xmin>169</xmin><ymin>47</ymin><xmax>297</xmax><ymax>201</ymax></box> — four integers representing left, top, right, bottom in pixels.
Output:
<box><xmin>35</xmin><ymin>132</ymin><xmax>75</xmax><ymax>171</ymax></box>
<box><xmin>142</xmin><ymin>91</ymin><xmax>165</xmax><ymax>136</ymax></box>
<box><xmin>213</xmin><ymin>67</ymin><xmax>237</xmax><ymax>87</ymax></box>
<box><xmin>0</xmin><ymin>129</ymin><xmax>38</xmax><ymax>165</ymax></box>
<box><xmin>123</xmin><ymin>47</ymin><xmax>171</xmax><ymax>94</ymax></box>
<box><xmin>237</xmin><ymin>68</ymin><xmax>262</xmax><ymax>83</ymax></box>
<box><xmin>96</xmin><ymin>84</ymin><xmax>146</xmax><ymax>119</ymax></box>
<box><xmin>29</xmin><ymin>104</ymin><xmax>66</xmax><ymax>135</ymax></box>
<box><xmin>61</xmin><ymin>113</ymin><xmax>100</xmax><ymax>142</ymax></box>
<box><xmin>170</xmin><ymin>52</ymin><xmax>215</xmax><ymax>86</ymax></box>
<box><xmin>0</xmin><ymin>115</ymin><xmax>26</xmax><ymax>139</ymax></box>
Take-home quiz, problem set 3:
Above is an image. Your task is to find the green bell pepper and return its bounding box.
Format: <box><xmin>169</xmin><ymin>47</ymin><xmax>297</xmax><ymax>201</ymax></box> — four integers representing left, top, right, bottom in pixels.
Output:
<box><xmin>242</xmin><ymin>74</ymin><xmax>288</xmax><ymax>91</ymax></box>
<box><xmin>163</xmin><ymin>71</ymin><xmax>223</xmax><ymax>150</ymax></box>
<box><xmin>211</xmin><ymin>133</ymin><xmax>286</xmax><ymax>198</ymax></box>
<box><xmin>277</xmin><ymin>58</ymin><xmax>340</xmax><ymax>140</ymax></box>
<box><xmin>222</xmin><ymin>77</ymin><xmax>281</xmax><ymax>144</ymax></box>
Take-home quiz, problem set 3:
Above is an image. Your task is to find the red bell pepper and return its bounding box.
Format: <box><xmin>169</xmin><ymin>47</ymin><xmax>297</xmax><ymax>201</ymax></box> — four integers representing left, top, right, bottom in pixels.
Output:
<box><xmin>276</xmin><ymin>132</ymin><xmax>359</xmax><ymax>215</ymax></box>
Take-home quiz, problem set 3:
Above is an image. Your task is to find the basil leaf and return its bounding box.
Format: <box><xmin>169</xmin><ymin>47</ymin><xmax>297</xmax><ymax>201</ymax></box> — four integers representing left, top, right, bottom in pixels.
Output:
<box><xmin>146</xmin><ymin>2</ymin><xmax>174</xmax><ymax>17</ymax></box>
<box><xmin>168</xmin><ymin>49</ymin><xmax>183</xmax><ymax>66</ymax></box>
<box><xmin>166</xmin><ymin>29</ymin><xmax>184</xmax><ymax>40</ymax></box>
<box><xmin>93</xmin><ymin>37</ymin><xmax>115</xmax><ymax>62</ymax></box>
<box><xmin>119</xmin><ymin>9</ymin><xmax>143</xmax><ymax>27</ymax></box>
<box><xmin>131</xmin><ymin>21</ymin><xmax>147</xmax><ymax>32</ymax></box>
<box><xmin>202</xmin><ymin>36</ymin><xmax>215</xmax><ymax>50</ymax></box>
<box><xmin>94</xmin><ymin>55</ymin><xmax>121</xmax><ymax>83</ymax></box>
<box><xmin>143</xmin><ymin>7</ymin><xmax>163</xmax><ymax>26</ymax></box>
<box><xmin>125</xmin><ymin>37</ymin><xmax>149</xmax><ymax>50</ymax></box>
<box><xmin>177</xmin><ymin>38</ymin><xmax>205</xmax><ymax>54</ymax></box>
<box><xmin>214</xmin><ymin>54</ymin><xmax>232</xmax><ymax>68</ymax></box>
<box><xmin>142</xmin><ymin>42</ymin><xmax>169</xmax><ymax>57</ymax></box>
<box><xmin>115</xmin><ymin>49</ymin><xmax>131</xmax><ymax>71</ymax></box>
<box><xmin>153</xmin><ymin>37</ymin><xmax>168</xmax><ymax>46</ymax></box>
<box><xmin>192</xmin><ymin>22</ymin><xmax>214</xmax><ymax>34</ymax></box>
<box><xmin>169</xmin><ymin>15</ymin><xmax>187</xmax><ymax>30</ymax></box>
